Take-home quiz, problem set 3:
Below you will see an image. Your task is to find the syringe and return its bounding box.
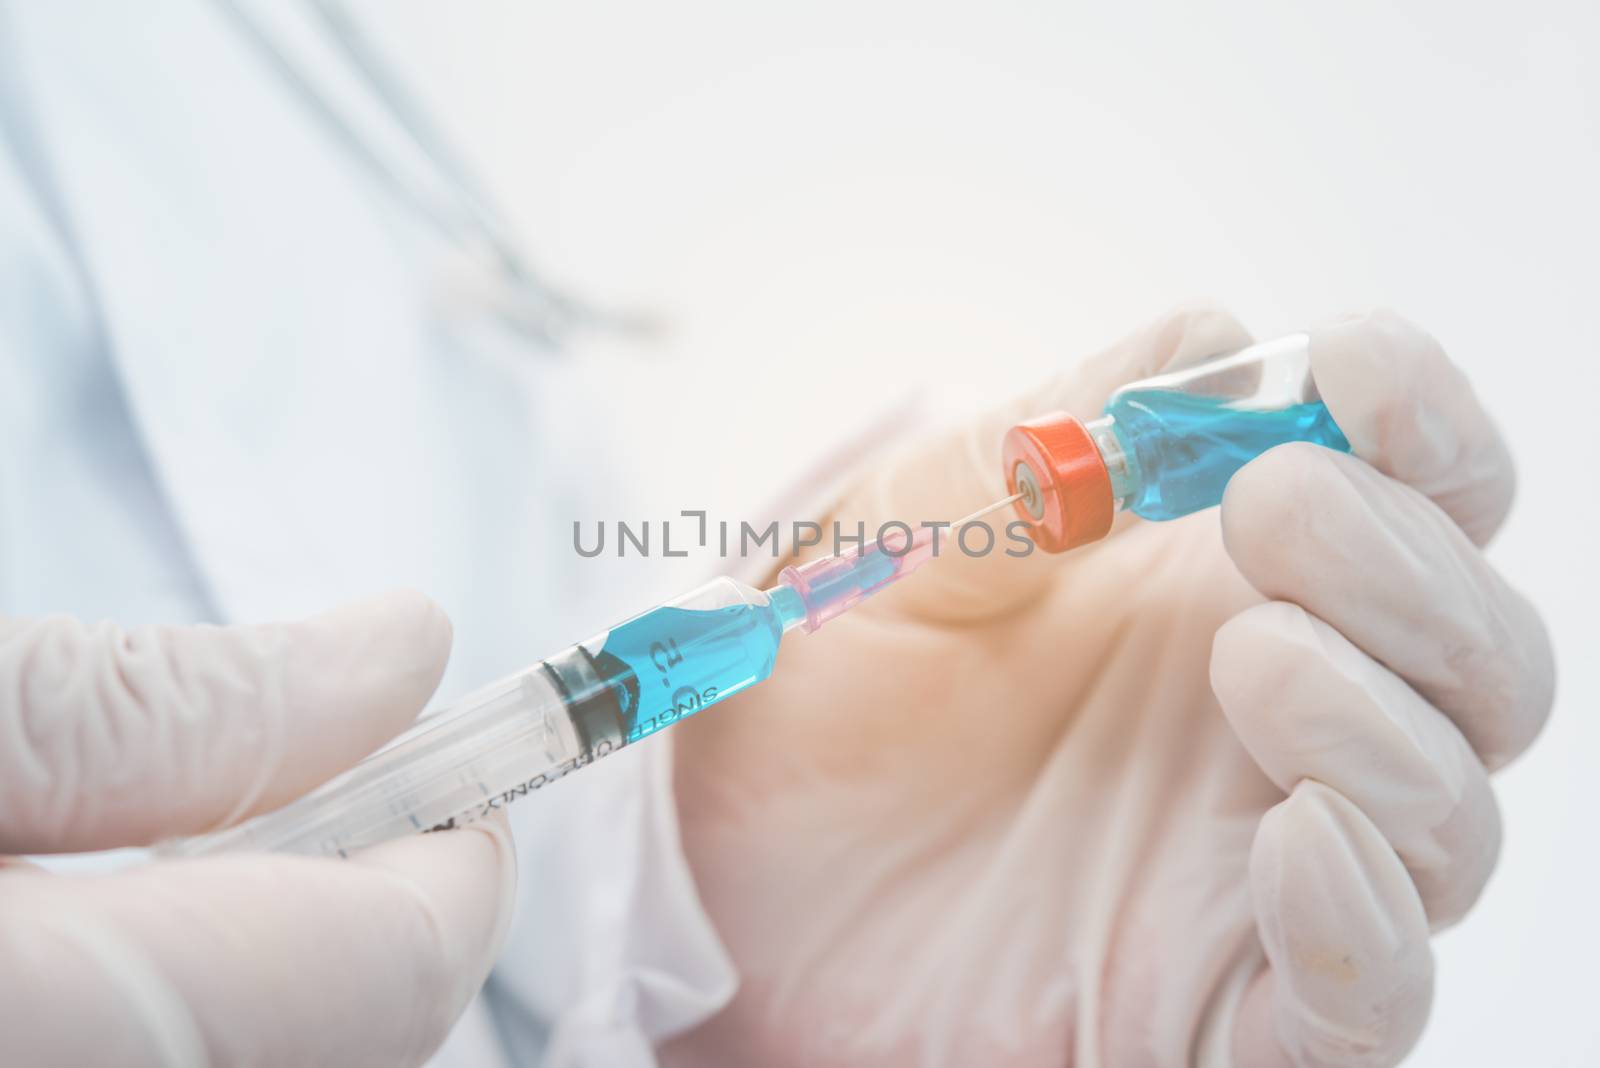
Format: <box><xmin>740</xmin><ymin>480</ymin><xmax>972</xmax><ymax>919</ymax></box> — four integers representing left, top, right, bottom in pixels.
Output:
<box><xmin>166</xmin><ymin>498</ymin><xmax>1018</xmax><ymax>857</ymax></box>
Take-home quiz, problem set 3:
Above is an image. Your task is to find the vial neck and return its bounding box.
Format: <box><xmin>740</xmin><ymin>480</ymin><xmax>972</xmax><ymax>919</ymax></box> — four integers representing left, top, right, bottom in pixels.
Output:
<box><xmin>1084</xmin><ymin>415</ymin><xmax>1139</xmax><ymax>510</ymax></box>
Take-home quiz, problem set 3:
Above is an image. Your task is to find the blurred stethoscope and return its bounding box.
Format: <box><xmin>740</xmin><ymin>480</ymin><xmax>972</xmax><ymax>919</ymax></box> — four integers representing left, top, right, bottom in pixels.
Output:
<box><xmin>216</xmin><ymin>0</ymin><xmax>649</xmax><ymax>350</ymax></box>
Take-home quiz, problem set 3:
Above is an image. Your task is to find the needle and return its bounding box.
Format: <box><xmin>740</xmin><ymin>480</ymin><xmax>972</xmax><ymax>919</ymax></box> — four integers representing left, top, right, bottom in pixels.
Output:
<box><xmin>951</xmin><ymin>492</ymin><xmax>1024</xmax><ymax>529</ymax></box>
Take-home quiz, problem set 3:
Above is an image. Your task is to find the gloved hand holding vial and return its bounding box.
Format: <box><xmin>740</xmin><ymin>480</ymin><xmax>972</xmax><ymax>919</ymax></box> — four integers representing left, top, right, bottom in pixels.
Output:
<box><xmin>664</xmin><ymin>308</ymin><xmax>1555</xmax><ymax>1067</ymax></box>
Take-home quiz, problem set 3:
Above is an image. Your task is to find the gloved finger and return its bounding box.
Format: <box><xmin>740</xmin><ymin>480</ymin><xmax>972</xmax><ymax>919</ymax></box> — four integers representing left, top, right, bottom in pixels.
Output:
<box><xmin>0</xmin><ymin>818</ymin><xmax>514</xmax><ymax>1068</ymax></box>
<box><xmin>1233</xmin><ymin>781</ymin><xmax>1433</xmax><ymax>1068</ymax></box>
<box><xmin>1310</xmin><ymin>309</ymin><xmax>1514</xmax><ymax>546</ymax></box>
<box><xmin>1222</xmin><ymin>445</ymin><xmax>1554</xmax><ymax>770</ymax></box>
<box><xmin>0</xmin><ymin>590</ymin><xmax>452</xmax><ymax>853</ymax></box>
<box><xmin>1213</xmin><ymin>602</ymin><xmax>1499</xmax><ymax>929</ymax></box>
<box><xmin>833</xmin><ymin>304</ymin><xmax>1254</xmax><ymax>623</ymax></box>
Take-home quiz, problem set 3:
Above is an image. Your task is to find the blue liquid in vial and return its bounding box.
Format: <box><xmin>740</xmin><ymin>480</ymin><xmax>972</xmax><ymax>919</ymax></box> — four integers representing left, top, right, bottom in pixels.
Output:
<box><xmin>1105</xmin><ymin>389</ymin><xmax>1351</xmax><ymax>522</ymax></box>
<box><xmin>593</xmin><ymin>600</ymin><xmax>789</xmax><ymax>745</ymax></box>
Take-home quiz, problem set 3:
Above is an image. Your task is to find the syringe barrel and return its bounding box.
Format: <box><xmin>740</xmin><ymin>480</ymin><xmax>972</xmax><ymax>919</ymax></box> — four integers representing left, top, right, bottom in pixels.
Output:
<box><xmin>165</xmin><ymin>657</ymin><xmax>594</xmax><ymax>857</ymax></box>
<box><xmin>166</xmin><ymin>577</ymin><xmax>783</xmax><ymax>858</ymax></box>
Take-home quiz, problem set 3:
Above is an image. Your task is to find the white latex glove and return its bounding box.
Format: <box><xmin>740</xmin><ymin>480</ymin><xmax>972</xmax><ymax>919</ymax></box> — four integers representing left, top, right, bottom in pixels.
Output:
<box><xmin>665</xmin><ymin>309</ymin><xmax>1555</xmax><ymax>1067</ymax></box>
<box><xmin>0</xmin><ymin>591</ymin><xmax>516</xmax><ymax>1067</ymax></box>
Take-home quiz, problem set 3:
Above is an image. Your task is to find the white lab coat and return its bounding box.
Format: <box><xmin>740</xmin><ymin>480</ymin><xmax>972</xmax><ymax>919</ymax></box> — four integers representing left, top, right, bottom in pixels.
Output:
<box><xmin>0</xmin><ymin>3</ymin><xmax>737</xmax><ymax>1063</ymax></box>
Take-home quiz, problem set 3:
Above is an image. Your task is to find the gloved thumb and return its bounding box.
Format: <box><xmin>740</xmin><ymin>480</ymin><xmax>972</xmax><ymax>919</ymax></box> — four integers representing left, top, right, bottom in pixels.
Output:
<box><xmin>829</xmin><ymin>305</ymin><xmax>1253</xmax><ymax>623</ymax></box>
<box><xmin>0</xmin><ymin>591</ymin><xmax>452</xmax><ymax>853</ymax></box>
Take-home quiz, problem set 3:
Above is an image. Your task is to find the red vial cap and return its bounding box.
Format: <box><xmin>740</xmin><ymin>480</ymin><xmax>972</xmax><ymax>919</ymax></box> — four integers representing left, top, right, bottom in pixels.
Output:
<box><xmin>1002</xmin><ymin>413</ymin><xmax>1114</xmax><ymax>553</ymax></box>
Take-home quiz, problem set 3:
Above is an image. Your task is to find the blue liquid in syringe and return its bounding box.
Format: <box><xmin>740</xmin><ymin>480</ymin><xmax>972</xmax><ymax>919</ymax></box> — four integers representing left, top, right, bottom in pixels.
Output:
<box><xmin>591</xmin><ymin>598</ymin><xmax>791</xmax><ymax>744</ymax></box>
<box><xmin>584</xmin><ymin>553</ymin><xmax>892</xmax><ymax>747</ymax></box>
<box><xmin>1106</xmin><ymin>389</ymin><xmax>1351</xmax><ymax>521</ymax></box>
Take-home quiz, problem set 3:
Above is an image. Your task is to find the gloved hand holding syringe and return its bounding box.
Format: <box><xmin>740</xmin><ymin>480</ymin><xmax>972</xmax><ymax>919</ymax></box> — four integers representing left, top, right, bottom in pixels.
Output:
<box><xmin>167</xmin><ymin>333</ymin><xmax>1354</xmax><ymax>858</ymax></box>
<box><xmin>163</xmin><ymin>497</ymin><xmax>1019</xmax><ymax>857</ymax></box>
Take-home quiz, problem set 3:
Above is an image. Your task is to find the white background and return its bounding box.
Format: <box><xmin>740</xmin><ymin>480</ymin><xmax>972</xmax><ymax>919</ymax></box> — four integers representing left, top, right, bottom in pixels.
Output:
<box><xmin>379</xmin><ymin>2</ymin><xmax>1597</xmax><ymax>1063</ymax></box>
